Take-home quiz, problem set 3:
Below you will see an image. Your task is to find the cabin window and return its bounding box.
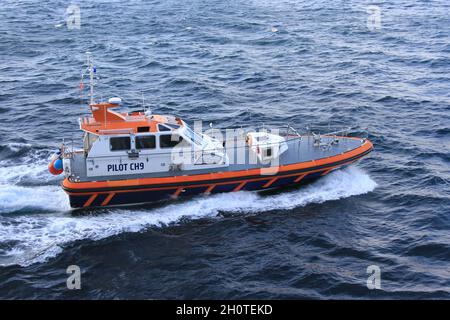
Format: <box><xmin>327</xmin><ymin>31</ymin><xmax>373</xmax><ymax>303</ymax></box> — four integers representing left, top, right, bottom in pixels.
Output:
<box><xmin>160</xmin><ymin>134</ymin><xmax>183</xmax><ymax>148</ymax></box>
<box><xmin>265</xmin><ymin>148</ymin><xmax>272</xmax><ymax>157</ymax></box>
<box><xmin>158</xmin><ymin>124</ymin><xmax>171</xmax><ymax>132</ymax></box>
<box><xmin>165</xmin><ymin>123</ymin><xmax>180</xmax><ymax>129</ymax></box>
<box><xmin>137</xmin><ymin>126</ymin><xmax>150</xmax><ymax>133</ymax></box>
<box><xmin>136</xmin><ymin>135</ymin><xmax>156</xmax><ymax>149</ymax></box>
<box><xmin>110</xmin><ymin>137</ymin><xmax>131</xmax><ymax>151</ymax></box>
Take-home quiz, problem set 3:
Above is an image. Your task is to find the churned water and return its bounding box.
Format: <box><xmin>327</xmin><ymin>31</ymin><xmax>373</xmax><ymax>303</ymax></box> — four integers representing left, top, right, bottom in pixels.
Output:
<box><xmin>0</xmin><ymin>0</ymin><xmax>449</xmax><ymax>299</ymax></box>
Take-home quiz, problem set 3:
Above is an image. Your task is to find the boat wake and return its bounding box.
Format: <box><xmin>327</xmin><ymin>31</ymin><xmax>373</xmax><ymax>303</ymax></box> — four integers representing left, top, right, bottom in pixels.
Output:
<box><xmin>0</xmin><ymin>161</ymin><xmax>376</xmax><ymax>267</ymax></box>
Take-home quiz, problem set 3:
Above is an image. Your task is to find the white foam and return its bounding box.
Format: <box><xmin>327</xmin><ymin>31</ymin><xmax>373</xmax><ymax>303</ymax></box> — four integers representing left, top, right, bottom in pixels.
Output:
<box><xmin>0</xmin><ymin>163</ymin><xmax>60</xmax><ymax>186</ymax></box>
<box><xmin>0</xmin><ymin>146</ymin><xmax>59</xmax><ymax>185</ymax></box>
<box><xmin>0</xmin><ymin>185</ymin><xmax>70</xmax><ymax>214</ymax></box>
<box><xmin>0</xmin><ymin>166</ymin><xmax>376</xmax><ymax>267</ymax></box>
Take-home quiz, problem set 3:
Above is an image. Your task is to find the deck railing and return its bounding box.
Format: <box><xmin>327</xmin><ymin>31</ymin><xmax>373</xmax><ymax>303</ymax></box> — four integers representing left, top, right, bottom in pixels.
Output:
<box><xmin>61</xmin><ymin>124</ymin><xmax>368</xmax><ymax>159</ymax></box>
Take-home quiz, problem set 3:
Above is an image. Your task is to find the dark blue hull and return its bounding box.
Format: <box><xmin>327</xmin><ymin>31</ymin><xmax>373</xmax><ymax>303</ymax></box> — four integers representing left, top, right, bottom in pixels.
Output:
<box><xmin>68</xmin><ymin>170</ymin><xmax>329</xmax><ymax>209</ymax></box>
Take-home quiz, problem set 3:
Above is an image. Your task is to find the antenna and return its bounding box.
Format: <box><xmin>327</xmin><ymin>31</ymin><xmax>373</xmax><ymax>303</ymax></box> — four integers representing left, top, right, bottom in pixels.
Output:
<box><xmin>85</xmin><ymin>51</ymin><xmax>95</xmax><ymax>105</ymax></box>
<box><xmin>142</xmin><ymin>91</ymin><xmax>152</xmax><ymax>117</ymax></box>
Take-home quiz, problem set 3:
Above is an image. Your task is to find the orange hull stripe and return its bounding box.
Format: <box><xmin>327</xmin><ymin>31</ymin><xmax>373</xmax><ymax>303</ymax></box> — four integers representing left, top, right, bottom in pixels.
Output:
<box><xmin>233</xmin><ymin>181</ymin><xmax>247</xmax><ymax>192</ymax></box>
<box><xmin>204</xmin><ymin>185</ymin><xmax>216</xmax><ymax>194</ymax></box>
<box><xmin>263</xmin><ymin>177</ymin><xmax>277</xmax><ymax>188</ymax></box>
<box><xmin>172</xmin><ymin>187</ymin><xmax>184</xmax><ymax>198</ymax></box>
<box><xmin>101</xmin><ymin>192</ymin><xmax>115</xmax><ymax>206</ymax></box>
<box><xmin>321</xmin><ymin>168</ymin><xmax>333</xmax><ymax>176</ymax></box>
<box><xmin>83</xmin><ymin>194</ymin><xmax>98</xmax><ymax>207</ymax></box>
<box><xmin>294</xmin><ymin>173</ymin><xmax>307</xmax><ymax>183</ymax></box>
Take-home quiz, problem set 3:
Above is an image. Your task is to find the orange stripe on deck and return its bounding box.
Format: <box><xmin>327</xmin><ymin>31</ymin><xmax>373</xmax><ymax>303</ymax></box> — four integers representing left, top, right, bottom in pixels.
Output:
<box><xmin>233</xmin><ymin>181</ymin><xmax>247</xmax><ymax>192</ymax></box>
<box><xmin>101</xmin><ymin>192</ymin><xmax>115</xmax><ymax>206</ymax></box>
<box><xmin>294</xmin><ymin>173</ymin><xmax>307</xmax><ymax>183</ymax></box>
<box><xmin>262</xmin><ymin>177</ymin><xmax>278</xmax><ymax>188</ymax></box>
<box><xmin>83</xmin><ymin>194</ymin><xmax>98</xmax><ymax>207</ymax></box>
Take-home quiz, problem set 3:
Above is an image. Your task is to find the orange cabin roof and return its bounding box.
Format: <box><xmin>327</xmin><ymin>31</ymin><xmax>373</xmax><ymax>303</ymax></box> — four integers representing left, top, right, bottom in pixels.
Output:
<box><xmin>80</xmin><ymin>102</ymin><xmax>183</xmax><ymax>135</ymax></box>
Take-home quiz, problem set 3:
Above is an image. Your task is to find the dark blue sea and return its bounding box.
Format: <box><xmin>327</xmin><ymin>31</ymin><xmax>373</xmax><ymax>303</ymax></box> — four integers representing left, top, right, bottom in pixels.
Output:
<box><xmin>0</xmin><ymin>0</ymin><xmax>449</xmax><ymax>299</ymax></box>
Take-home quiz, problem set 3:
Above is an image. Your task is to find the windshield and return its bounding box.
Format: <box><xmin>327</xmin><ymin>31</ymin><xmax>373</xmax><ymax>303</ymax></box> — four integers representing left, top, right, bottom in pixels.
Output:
<box><xmin>184</xmin><ymin>126</ymin><xmax>204</xmax><ymax>146</ymax></box>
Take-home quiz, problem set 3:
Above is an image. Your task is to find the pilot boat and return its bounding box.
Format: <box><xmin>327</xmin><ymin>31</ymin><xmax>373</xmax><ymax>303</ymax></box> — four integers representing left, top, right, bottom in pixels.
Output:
<box><xmin>49</xmin><ymin>53</ymin><xmax>373</xmax><ymax>209</ymax></box>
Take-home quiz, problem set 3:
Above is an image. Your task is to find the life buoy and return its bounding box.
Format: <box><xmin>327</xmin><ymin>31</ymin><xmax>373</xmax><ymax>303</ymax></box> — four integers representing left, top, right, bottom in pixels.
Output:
<box><xmin>48</xmin><ymin>155</ymin><xmax>63</xmax><ymax>175</ymax></box>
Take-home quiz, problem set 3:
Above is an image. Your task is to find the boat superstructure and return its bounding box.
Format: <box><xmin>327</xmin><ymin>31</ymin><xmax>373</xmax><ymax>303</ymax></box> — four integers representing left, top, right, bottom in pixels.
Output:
<box><xmin>50</xmin><ymin>53</ymin><xmax>373</xmax><ymax>208</ymax></box>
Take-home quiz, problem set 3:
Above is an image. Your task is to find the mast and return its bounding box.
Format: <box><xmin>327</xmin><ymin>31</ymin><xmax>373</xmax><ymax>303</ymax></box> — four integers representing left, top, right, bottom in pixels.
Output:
<box><xmin>86</xmin><ymin>51</ymin><xmax>95</xmax><ymax>105</ymax></box>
